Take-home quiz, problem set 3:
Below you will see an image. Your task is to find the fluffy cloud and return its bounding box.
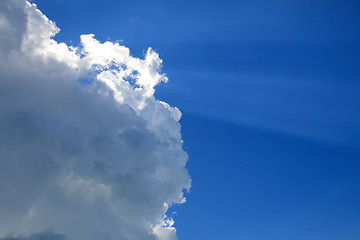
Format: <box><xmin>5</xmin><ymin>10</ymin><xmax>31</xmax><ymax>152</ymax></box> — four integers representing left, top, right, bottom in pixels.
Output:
<box><xmin>0</xmin><ymin>1</ymin><xmax>190</xmax><ymax>240</ymax></box>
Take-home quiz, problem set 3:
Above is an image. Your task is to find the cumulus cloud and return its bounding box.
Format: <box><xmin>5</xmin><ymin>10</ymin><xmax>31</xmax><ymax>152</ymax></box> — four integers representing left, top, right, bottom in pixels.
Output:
<box><xmin>0</xmin><ymin>1</ymin><xmax>190</xmax><ymax>240</ymax></box>
<box><xmin>1</xmin><ymin>232</ymin><xmax>65</xmax><ymax>240</ymax></box>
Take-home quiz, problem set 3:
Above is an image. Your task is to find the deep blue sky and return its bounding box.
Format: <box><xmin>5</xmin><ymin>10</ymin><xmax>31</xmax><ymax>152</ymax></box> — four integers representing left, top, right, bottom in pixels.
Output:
<box><xmin>34</xmin><ymin>0</ymin><xmax>360</xmax><ymax>239</ymax></box>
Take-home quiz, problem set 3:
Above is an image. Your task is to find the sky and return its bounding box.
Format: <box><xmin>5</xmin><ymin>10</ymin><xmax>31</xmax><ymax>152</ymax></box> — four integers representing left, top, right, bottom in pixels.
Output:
<box><xmin>1</xmin><ymin>0</ymin><xmax>360</xmax><ymax>240</ymax></box>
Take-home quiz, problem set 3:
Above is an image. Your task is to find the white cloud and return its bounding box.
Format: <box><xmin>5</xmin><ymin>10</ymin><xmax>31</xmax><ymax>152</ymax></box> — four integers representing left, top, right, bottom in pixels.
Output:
<box><xmin>0</xmin><ymin>1</ymin><xmax>190</xmax><ymax>240</ymax></box>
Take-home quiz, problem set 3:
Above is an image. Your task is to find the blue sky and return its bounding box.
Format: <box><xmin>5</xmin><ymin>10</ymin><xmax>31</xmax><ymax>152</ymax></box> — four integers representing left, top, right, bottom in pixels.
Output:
<box><xmin>33</xmin><ymin>0</ymin><xmax>360</xmax><ymax>239</ymax></box>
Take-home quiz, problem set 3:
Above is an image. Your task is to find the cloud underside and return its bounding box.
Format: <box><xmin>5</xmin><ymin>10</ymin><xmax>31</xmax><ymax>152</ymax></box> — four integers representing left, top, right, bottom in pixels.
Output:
<box><xmin>0</xmin><ymin>1</ymin><xmax>190</xmax><ymax>240</ymax></box>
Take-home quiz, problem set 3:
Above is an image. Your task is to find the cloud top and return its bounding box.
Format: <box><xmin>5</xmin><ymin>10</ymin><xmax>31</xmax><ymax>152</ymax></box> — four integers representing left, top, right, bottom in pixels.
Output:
<box><xmin>0</xmin><ymin>1</ymin><xmax>190</xmax><ymax>240</ymax></box>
